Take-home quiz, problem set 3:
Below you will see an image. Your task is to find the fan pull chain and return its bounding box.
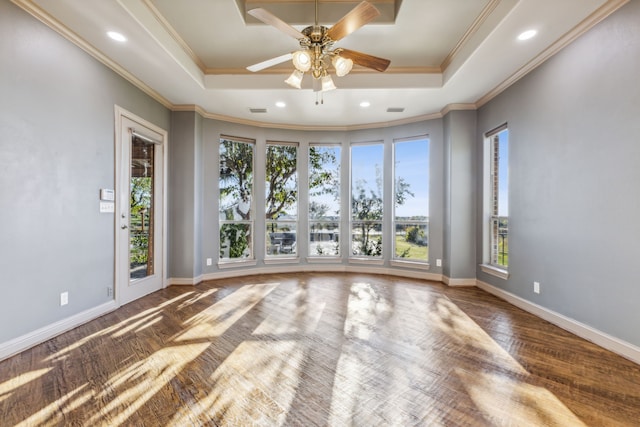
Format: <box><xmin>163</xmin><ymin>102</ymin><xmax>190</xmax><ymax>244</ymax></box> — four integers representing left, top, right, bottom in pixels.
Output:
<box><xmin>315</xmin><ymin>91</ymin><xmax>324</xmax><ymax>105</ymax></box>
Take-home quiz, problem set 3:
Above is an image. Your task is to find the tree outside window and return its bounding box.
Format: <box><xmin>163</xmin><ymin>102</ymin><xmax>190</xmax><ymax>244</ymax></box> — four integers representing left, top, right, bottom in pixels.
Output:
<box><xmin>219</xmin><ymin>138</ymin><xmax>254</xmax><ymax>260</ymax></box>
<box><xmin>309</xmin><ymin>145</ymin><xmax>340</xmax><ymax>256</ymax></box>
<box><xmin>265</xmin><ymin>142</ymin><xmax>298</xmax><ymax>257</ymax></box>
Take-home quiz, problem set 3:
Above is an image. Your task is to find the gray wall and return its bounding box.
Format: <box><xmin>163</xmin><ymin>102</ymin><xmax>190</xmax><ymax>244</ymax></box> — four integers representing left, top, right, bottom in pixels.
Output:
<box><xmin>476</xmin><ymin>0</ymin><xmax>640</xmax><ymax>346</ymax></box>
<box><xmin>0</xmin><ymin>0</ymin><xmax>170</xmax><ymax>343</ymax></box>
<box><xmin>443</xmin><ymin>110</ymin><xmax>477</xmax><ymax>279</ymax></box>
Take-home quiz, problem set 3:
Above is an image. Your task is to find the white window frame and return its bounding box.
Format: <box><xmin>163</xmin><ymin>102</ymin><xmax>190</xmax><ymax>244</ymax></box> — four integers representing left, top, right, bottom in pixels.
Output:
<box><xmin>218</xmin><ymin>136</ymin><xmax>256</xmax><ymax>264</ymax></box>
<box><xmin>392</xmin><ymin>136</ymin><xmax>430</xmax><ymax>264</ymax></box>
<box><xmin>481</xmin><ymin>124</ymin><xmax>509</xmax><ymax>278</ymax></box>
<box><xmin>308</xmin><ymin>143</ymin><xmax>341</xmax><ymax>259</ymax></box>
<box><xmin>350</xmin><ymin>141</ymin><xmax>384</xmax><ymax>259</ymax></box>
<box><xmin>265</xmin><ymin>141</ymin><xmax>299</xmax><ymax>259</ymax></box>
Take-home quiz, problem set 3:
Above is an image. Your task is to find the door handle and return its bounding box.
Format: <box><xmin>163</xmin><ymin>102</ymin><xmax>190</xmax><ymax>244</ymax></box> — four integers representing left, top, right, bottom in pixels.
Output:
<box><xmin>121</xmin><ymin>224</ymin><xmax>128</xmax><ymax>230</ymax></box>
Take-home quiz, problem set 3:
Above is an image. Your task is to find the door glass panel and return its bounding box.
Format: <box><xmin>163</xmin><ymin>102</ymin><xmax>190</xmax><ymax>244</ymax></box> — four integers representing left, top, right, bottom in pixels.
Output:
<box><xmin>130</xmin><ymin>136</ymin><xmax>155</xmax><ymax>280</ymax></box>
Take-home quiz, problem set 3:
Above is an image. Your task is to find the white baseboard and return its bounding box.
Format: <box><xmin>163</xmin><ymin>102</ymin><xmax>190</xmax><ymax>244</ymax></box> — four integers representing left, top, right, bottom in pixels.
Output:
<box><xmin>476</xmin><ymin>280</ymin><xmax>640</xmax><ymax>365</ymax></box>
<box><xmin>169</xmin><ymin>275</ymin><xmax>204</xmax><ymax>286</ymax></box>
<box><xmin>169</xmin><ymin>264</ymin><xmax>442</xmax><ymax>286</ymax></box>
<box><xmin>0</xmin><ymin>300</ymin><xmax>118</xmax><ymax>362</ymax></box>
<box><xmin>442</xmin><ymin>276</ymin><xmax>476</xmax><ymax>287</ymax></box>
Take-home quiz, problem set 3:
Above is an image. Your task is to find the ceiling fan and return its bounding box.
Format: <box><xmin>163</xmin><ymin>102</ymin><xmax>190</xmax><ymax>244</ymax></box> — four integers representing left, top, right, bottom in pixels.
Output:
<box><xmin>246</xmin><ymin>0</ymin><xmax>391</xmax><ymax>92</ymax></box>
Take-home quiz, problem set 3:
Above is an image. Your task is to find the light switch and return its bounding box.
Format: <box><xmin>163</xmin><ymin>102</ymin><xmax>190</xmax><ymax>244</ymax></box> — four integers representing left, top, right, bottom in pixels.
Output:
<box><xmin>100</xmin><ymin>201</ymin><xmax>115</xmax><ymax>213</ymax></box>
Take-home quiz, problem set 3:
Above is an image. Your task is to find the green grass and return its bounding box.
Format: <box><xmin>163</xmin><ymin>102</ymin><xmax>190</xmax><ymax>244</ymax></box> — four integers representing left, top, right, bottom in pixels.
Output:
<box><xmin>395</xmin><ymin>236</ymin><xmax>428</xmax><ymax>261</ymax></box>
<box><xmin>497</xmin><ymin>237</ymin><xmax>509</xmax><ymax>267</ymax></box>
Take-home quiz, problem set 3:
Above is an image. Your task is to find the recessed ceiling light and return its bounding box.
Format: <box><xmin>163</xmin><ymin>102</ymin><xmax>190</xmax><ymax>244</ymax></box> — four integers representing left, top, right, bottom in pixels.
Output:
<box><xmin>107</xmin><ymin>31</ymin><xmax>127</xmax><ymax>42</ymax></box>
<box><xmin>275</xmin><ymin>101</ymin><xmax>286</xmax><ymax>108</ymax></box>
<box><xmin>360</xmin><ymin>101</ymin><xmax>371</xmax><ymax>108</ymax></box>
<box><xmin>517</xmin><ymin>29</ymin><xmax>537</xmax><ymax>41</ymax></box>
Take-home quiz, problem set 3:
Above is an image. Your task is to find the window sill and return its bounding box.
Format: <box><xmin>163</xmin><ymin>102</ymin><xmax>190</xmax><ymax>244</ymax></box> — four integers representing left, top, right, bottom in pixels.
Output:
<box><xmin>349</xmin><ymin>257</ymin><xmax>385</xmax><ymax>266</ymax></box>
<box><xmin>480</xmin><ymin>264</ymin><xmax>509</xmax><ymax>280</ymax></box>
<box><xmin>264</xmin><ymin>257</ymin><xmax>299</xmax><ymax>265</ymax></box>
<box><xmin>390</xmin><ymin>260</ymin><xmax>430</xmax><ymax>270</ymax></box>
<box><xmin>218</xmin><ymin>259</ymin><xmax>257</xmax><ymax>269</ymax></box>
<box><xmin>307</xmin><ymin>256</ymin><xmax>342</xmax><ymax>263</ymax></box>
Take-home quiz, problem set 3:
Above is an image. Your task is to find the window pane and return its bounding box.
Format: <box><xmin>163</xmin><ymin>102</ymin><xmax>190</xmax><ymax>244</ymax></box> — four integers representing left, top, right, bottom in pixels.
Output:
<box><xmin>219</xmin><ymin>138</ymin><xmax>254</xmax><ymax>261</ymax></box>
<box><xmin>394</xmin><ymin>139</ymin><xmax>429</xmax><ymax>219</ymax></box>
<box><xmin>496</xmin><ymin>130</ymin><xmax>509</xmax><ymax>217</ymax></box>
<box><xmin>351</xmin><ymin>144</ymin><xmax>383</xmax><ymax>257</ymax></box>
<box><xmin>130</xmin><ymin>137</ymin><xmax>155</xmax><ymax>279</ymax></box>
<box><xmin>309</xmin><ymin>145</ymin><xmax>340</xmax><ymax>221</ymax></box>
<box><xmin>488</xmin><ymin>127</ymin><xmax>508</xmax><ymax>269</ymax></box>
<box><xmin>266</xmin><ymin>144</ymin><xmax>298</xmax><ymax>219</ymax></box>
<box><xmin>394</xmin><ymin>223</ymin><xmax>428</xmax><ymax>261</ymax></box>
<box><xmin>351</xmin><ymin>222</ymin><xmax>382</xmax><ymax>256</ymax></box>
<box><xmin>266</xmin><ymin>222</ymin><xmax>297</xmax><ymax>256</ymax></box>
<box><xmin>220</xmin><ymin>223</ymin><xmax>252</xmax><ymax>259</ymax></box>
<box><xmin>219</xmin><ymin>139</ymin><xmax>253</xmax><ymax>221</ymax></box>
<box><xmin>309</xmin><ymin>145</ymin><xmax>340</xmax><ymax>257</ymax></box>
<box><xmin>309</xmin><ymin>221</ymin><xmax>339</xmax><ymax>256</ymax></box>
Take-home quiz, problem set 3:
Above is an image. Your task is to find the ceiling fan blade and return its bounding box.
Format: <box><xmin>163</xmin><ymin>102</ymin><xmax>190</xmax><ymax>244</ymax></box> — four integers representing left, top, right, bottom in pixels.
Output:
<box><xmin>247</xmin><ymin>53</ymin><xmax>293</xmax><ymax>72</ymax></box>
<box><xmin>248</xmin><ymin>8</ymin><xmax>306</xmax><ymax>40</ymax></box>
<box><xmin>326</xmin><ymin>1</ymin><xmax>380</xmax><ymax>42</ymax></box>
<box><xmin>338</xmin><ymin>48</ymin><xmax>390</xmax><ymax>72</ymax></box>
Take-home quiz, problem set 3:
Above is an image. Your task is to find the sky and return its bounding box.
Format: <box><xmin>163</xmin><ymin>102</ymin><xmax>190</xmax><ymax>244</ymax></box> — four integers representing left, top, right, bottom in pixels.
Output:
<box><xmin>497</xmin><ymin>129</ymin><xmax>509</xmax><ymax>216</ymax></box>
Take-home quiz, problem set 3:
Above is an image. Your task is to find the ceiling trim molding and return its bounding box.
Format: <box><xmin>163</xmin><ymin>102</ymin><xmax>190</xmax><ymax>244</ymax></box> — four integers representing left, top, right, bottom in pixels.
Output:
<box><xmin>476</xmin><ymin>0</ymin><xmax>629</xmax><ymax>109</ymax></box>
<box><xmin>173</xmin><ymin>103</ymin><xmax>478</xmax><ymax>131</ymax></box>
<box><xmin>141</xmin><ymin>0</ymin><xmax>207</xmax><ymax>72</ymax></box>
<box><xmin>440</xmin><ymin>0</ymin><xmax>501</xmax><ymax>72</ymax></box>
<box><xmin>205</xmin><ymin>66</ymin><xmax>442</xmax><ymax>75</ymax></box>
<box><xmin>440</xmin><ymin>103</ymin><xmax>478</xmax><ymax>117</ymax></box>
<box><xmin>11</xmin><ymin>0</ymin><xmax>173</xmax><ymax>110</ymax></box>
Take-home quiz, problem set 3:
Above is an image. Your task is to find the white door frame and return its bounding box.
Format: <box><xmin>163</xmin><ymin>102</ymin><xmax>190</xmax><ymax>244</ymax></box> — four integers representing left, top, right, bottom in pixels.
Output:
<box><xmin>114</xmin><ymin>105</ymin><xmax>168</xmax><ymax>306</ymax></box>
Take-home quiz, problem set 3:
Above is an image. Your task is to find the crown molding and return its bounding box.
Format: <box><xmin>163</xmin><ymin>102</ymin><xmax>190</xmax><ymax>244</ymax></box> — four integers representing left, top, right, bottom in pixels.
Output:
<box><xmin>440</xmin><ymin>0</ymin><xmax>501</xmax><ymax>72</ymax></box>
<box><xmin>141</xmin><ymin>0</ymin><xmax>207</xmax><ymax>72</ymax></box>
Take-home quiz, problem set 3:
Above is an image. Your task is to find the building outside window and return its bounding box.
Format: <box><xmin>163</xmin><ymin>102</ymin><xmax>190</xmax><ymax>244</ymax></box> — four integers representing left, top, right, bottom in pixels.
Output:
<box><xmin>351</xmin><ymin>142</ymin><xmax>384</xmax><ymax>257</ymax></box>
<box><xmin>393</xmin><ymin>137</ymin><xmax>430</xmax><ymax>262</ymax></box>
<box><xmin>219</xmin><ymin>137</ymin><xmax>254</xmax><ymax>261</ymax></box>
<box><xmin>487</xmin><ymin>126</ymin><xmax>509</xmax><ymax>269</ymax></box>
<box><xmin>309</xmin><ymin>144</ymin><xmax>341</xmax><ymax>257</ymax></box>
<box><xmin>265</xmin><ymin>141</ymin><xmax>298</xmax><ymax>257</ymax></box>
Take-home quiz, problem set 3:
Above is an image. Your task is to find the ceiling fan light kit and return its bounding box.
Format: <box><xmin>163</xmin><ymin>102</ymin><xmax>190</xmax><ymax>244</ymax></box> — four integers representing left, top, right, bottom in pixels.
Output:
<box><xmin>248</xmin><ymin>0</ymin><xmax>390</xmax><ymax>95</ymax></box>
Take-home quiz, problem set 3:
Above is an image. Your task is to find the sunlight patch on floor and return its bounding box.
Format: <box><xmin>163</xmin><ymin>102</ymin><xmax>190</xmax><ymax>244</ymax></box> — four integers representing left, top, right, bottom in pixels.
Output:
<box><xmin>182</xmin><ymin>340</ymin><xmax>305</xmax><ymax>425</ymax></box>
<box><xmin>43</xmin><ymin>292</ymin><xmax>195</xmax><ymax>362</ymax></box>
<box><xmin>456</xmin><ymin>368</ymin><xmax>588</xmax><ymax>426</ymax></box>
<box><xmin>86</xmin><ymin>342</ymin><xmax>211</xmax><ymax>426</ymax></box>
<box><xmin>0</xmin><ymin>368</ymin><xmax>52</xmax><ymax>403</ymax></box>
<box><xmin>252</xmin><ymin>286</ymin><xmax>326</xmax><ymax>335</ymax></box>
<box><xmin>175</xmin><ymin>283</ymin><xmax>278</xmax><ymax>341</ymax></box>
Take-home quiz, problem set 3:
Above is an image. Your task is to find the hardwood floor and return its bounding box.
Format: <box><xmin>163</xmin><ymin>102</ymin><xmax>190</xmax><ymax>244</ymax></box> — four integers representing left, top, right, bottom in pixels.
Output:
<box><xmin>1</xmin><ymin>272</ymin><xmax>640</xmax><ymax>426</ymax></box>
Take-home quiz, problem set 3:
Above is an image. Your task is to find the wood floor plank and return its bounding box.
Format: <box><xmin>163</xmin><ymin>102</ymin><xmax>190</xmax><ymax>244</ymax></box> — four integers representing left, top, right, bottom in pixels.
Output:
<box><xmin>1</xmin><ymin>272</ymin><xmax>639</xmax><ymax>426</ymax></box>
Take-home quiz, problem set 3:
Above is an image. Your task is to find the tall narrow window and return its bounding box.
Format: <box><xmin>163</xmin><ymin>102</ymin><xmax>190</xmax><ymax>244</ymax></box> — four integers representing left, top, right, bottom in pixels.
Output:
<box><xmin>219</xmin><ymin>137</ymin><xmax>255</xmax><ymax>261</ymax></box>
<box><xmin>309</xmin><ymin>144</ymin><xmax>341</xmax><ymax>257</ymax></box>
<box><xmin>351</xmin><ymin>143</ymin><xmax>383</xmax><ymax>257</ymax></box>
<box><xmin>487</xmin><ymin>126</ymin><xmax>509</xmax><ymax>269</ymax></box>
<box><xmin>393</xmin><ymin>137</ymin><xmax>429</xmax><ymax>262</ymax></box>
<box><xmin>265</xmin><ymin>142</ymin><xmax>298</xmax><ymax>257</ymax></box>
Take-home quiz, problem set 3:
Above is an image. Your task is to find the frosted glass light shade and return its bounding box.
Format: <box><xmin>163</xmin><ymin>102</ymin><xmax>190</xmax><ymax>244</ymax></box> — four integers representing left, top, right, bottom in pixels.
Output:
<box><xmin>292</xmin><ymin>50</ymin><xmax>312</xmax><ymax>72</ymax></box>
<box><xmin>332</xmin><ymin>56</ymin><xmax>353</xmax><ymax>77</ymax></box>
<box><xmin>321</xmin><ymin>75</ymin><xmax>336</xmax><ymax>92</ymax></box>
<box><xmin>285</xmin><ymin>70</ymin><xmax>304</xmax><ymax>89</ymax></box>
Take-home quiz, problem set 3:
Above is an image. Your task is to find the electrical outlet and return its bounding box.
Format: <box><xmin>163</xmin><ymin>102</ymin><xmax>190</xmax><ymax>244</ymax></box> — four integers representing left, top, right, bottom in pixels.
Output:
<box><xmin>206</xmin><ymin>258</ymin><xmax>212</xmax><ymax>266</ymax></box>
<box><xmin>534</xmin><ymin>281</ymin><xmax>540</xmax><ymax>294</ymax></box>
<box><xmin>107</xmin><ymin>287</ymin><xmax>113</xmax><ymax>297</ymax></box>
<box><xmin>436</xmin><ymin>259</ymin><xmax>442</xmax><ymax>267</ymax></box>
<box><xmin>60</xmin><ymin>291</ymin><xmax>69</xmax><ymax>306</ymax></box>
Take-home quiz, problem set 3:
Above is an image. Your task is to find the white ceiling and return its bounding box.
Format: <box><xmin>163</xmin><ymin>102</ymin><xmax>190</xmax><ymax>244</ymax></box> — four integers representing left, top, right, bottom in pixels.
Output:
<box><xmin>15</xmin><ymin>0</ymin><xmax>623</xmax><ymax>129</ymax></box>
